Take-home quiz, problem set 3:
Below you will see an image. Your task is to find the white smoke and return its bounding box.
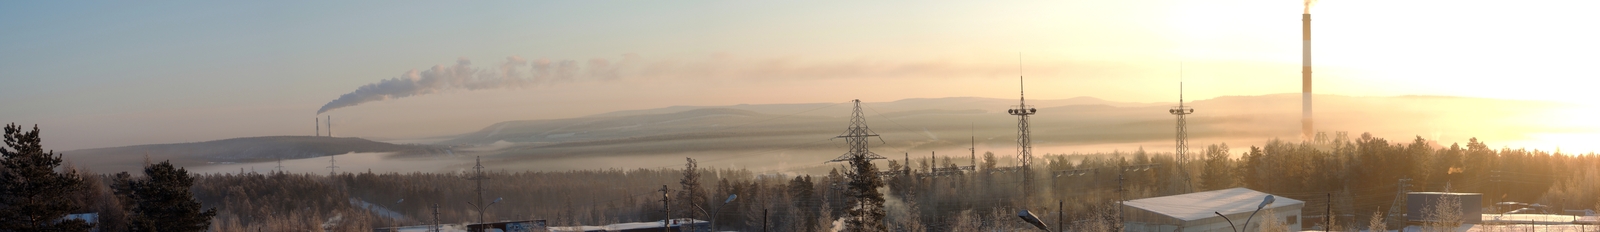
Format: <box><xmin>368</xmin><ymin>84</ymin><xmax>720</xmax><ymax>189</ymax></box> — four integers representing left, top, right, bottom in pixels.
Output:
<box><xmin>317</xmin><ymin>54</ymin><xmax>1053</xmax><ymax>114</ymax></box>
<box><xmin>317</xmin><ymin>55</ymin><xmax>634</xmax><ymax>114</ymax></box>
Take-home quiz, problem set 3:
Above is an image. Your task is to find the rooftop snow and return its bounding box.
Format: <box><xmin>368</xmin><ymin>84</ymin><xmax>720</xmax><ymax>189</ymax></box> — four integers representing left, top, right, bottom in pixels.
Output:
<box><xmin>1122</xmin><ymin>187</ymin><xmax>1305</xmax><ymax>221</ymax></box>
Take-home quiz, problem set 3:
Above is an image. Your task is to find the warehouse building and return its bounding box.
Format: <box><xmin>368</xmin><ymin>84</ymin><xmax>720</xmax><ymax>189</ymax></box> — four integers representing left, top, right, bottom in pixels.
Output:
<box><xmin>1122</xmin><ymin>188</ymin><xmax>1304</xmax><ymax>232</ymax></box>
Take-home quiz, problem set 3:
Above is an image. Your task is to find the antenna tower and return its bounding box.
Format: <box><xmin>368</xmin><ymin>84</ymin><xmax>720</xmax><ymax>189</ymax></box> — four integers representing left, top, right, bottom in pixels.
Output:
<box><xmin>1167</xmin><ymin>64</ymin><xmax>1196</xmax><ymax>193</ymax></box>
<box><xmin>466</xmin><ymin>156</ymin><xmax>491</xmax><ymax>224</ymax></box>
<box><xmin>969</xmin><ymin>124</ymin><xmax>976</xmax><ymax>170</ymax></box>
<box><xmin>827</xmin><ymin>99</ymin><xmax>886</xmax><ymax>163</ymax></box>
<box><xmin>1007</xmin><ymin>55</ymin><xmax>1038</xmax><ymax>200</ymax></box>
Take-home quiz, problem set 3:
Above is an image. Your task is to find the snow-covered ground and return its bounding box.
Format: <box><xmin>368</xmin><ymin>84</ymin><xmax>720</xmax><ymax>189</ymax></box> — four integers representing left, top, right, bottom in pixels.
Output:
<box><xmin>349</xmin><ymin>198</ymin><xmax>407</xmax><ymax>221</ymax></box>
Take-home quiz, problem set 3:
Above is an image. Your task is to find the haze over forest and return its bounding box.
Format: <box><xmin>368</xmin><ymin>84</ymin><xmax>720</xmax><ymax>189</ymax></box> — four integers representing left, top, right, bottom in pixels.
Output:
<box><xmin>4</xmin><ymin>0</ymin><xmax>1600</xmax><ymax>231</ymax></box>
<box><xmin>58</xmin><ymin>93</ymin><xmax>1600</xmax><ymax>175</ymax></box>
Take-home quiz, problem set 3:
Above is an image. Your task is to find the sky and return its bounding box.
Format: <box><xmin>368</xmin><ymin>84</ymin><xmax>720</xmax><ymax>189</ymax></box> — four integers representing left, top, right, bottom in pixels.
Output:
<box><xmin>2</xmin><ymin>0</ymin><xmax>1597</xmax><ymax>150</ymax></box>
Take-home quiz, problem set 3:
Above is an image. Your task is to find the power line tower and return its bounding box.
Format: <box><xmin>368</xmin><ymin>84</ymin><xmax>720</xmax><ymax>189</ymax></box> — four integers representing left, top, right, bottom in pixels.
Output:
<box><xmin>1167</xmin><ymin>69</ymin><xmax>1196</xmax><ymax>194</ymax></box>
<box><xmin>275</xmin><ymin>158</ymin><xmax>285</xmax><ymax>174</ymax></box>
<box><xmin>1385</xmin><ymin>178</ymin><xmax>1412</xmax><ymax>228</ymax></box>
<box><xmin>326</xmin><ymin>154</ymin><xmax>340</xmax><ymax>176</ymax></box>
<box><xmin>466</xmin><ymin>156</ymin><xmax>491</xmax><ymax>225</ymax></box>
<box><xmin>827</xmin><ymin>99</ymin><xmax>887</xmax><ymax>163</ymax></box>
<box><xmin>826</xmin><ymin>99</ymin><xmax>886</xmax><ymax>232</ymax></box>
<box><xmin>1007</xmin><ymin>56</ymin><xmax>1038</xmax><ymax>201</ymax></box>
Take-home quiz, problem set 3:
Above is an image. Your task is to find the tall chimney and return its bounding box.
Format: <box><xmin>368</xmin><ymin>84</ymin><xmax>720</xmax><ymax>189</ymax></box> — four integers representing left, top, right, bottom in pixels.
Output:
<box><xmin>1302</xmin><ymin>13</ymin><xmax>1313</xmax><ymax>141</ymax></box>
<box><xmin>316</xmin><ymin>117</ymin><xmax>320</xmax><ymax>136</ymax></box>
<box><xmin>327</xmin><ymin>115</ymin><xmax>332</xmax><ymax>137</ymax></box>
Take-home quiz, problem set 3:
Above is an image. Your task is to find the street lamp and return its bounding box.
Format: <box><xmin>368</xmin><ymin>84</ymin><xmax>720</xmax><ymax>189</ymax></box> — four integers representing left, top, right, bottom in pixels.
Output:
<box><xmin>1215</xmin><ymin>212</ymin><xmax>1239</xmax><ymax>232</ymax></box>
<box><xmin>1215</xmin><ymin>195</ymin><xmax>1274</xmax><ymax>232</ymax></box>
<box><xmin>467</xmin><ymin>197</ymin><xmax>503</xmax><ymax>226</ymax></box>
<box><xmin>1018</xmin><ymin>209</ymin><xmax>1052</xmax><ymax>232</ymax></box>
<box><xmin>1243</xmin><ymin>195</ymin><xmax>1276</xmax><ymax>232</ymax></box>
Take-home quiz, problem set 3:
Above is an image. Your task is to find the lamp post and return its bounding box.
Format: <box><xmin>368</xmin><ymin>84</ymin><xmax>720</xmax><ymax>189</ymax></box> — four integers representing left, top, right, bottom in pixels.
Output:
<box><xmin>1214</xmin><ymin>195</ymin><xmax>1274</xmax><ymax>232</ymax></box>
<box><xmin>1215</xmin><ymin>212</ymin><xmax>1239</xmax><ymax>232</ymax></box>
<box><xmin>1018</xmin><ymin>209</ymin><xmax>1052</xmax><ymax>232</ymax></box>
<box><xmin>1243</xmin><ymin>195</ymin><xmax>1276</xmax><ymax>232</ymax></box>
<box><xmin>467</xmin><ymin>197</ymin><xmax>502</xmax><ymax>230</ymax></box>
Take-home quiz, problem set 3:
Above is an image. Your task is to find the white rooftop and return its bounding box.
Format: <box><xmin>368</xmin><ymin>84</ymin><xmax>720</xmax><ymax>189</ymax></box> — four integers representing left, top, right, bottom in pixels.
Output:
<box><xmin>1122</xmin><ymin>187</ymin><xmax>1305</xmax><ymax>221</ymax></box>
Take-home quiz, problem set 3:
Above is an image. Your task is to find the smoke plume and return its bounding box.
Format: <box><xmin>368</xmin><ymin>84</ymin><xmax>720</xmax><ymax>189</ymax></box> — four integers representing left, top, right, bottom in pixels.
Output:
<box><xmin>316</xmin><ymin>55</ymin><xmax>640</xmax><ymax>114</ymax></box>
<box><xmin>317</xmin><ymin>54</ymin><xmax>1058</xmax><ymax>114</ymax></box>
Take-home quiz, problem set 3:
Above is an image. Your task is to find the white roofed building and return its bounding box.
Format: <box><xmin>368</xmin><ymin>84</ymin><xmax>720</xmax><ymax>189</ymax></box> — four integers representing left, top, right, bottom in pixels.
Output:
<box><xmin>1121</xmin><ymin>188</ymin><xmax>1305</xmax><ymax>232</ymax></box>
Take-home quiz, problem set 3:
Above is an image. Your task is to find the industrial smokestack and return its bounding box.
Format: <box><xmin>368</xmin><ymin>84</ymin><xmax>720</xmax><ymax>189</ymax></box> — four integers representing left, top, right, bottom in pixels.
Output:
<box><xmin>1302</xmin><ymin>13</ymin><xmax>1313</xmax><ymax>140</ymax></box>
<box><xmin>316</xmin><ymin>118</ymin><xmax>320</xmax><ymax>136</ymax></box>
<box><xmin>327</xmin><ymin>115</ymin><xmax>332</xmax><ymax>137</ymax></box>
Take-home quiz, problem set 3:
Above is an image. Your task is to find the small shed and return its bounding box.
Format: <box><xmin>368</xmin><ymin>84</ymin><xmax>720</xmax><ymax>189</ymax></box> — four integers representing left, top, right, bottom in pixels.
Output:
<box><xmin>1122</xmin><ymin>188</ymin><xmax>1305</xmax><ymax>232</ymax></box>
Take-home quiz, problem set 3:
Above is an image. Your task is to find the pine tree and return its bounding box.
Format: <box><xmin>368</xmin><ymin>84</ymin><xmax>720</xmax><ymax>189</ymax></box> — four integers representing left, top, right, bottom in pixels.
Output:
<box><xmin>115</xmin><ymin>161</ymin><xmax>217</xmax><ymax>232</ymax></box>
<box><xmin>678</xmin><ymin>158</ymin><xmax>707</xmax><ymax>221</ymax></box>
<box><xmin>1200</xmin><ymin>143</ymin><xmax>1234</xmax><ymax>190</ymax></box>
<box><xmin>844</xmin><ymin>154</ymin><xmax>886</xmax><ymax>232</ymax></box>
<box><xmin>0</xmin><ymin>123</ymin><xmax>92</xmax><ymax>231</ymax></box>
<box><xmin>788</xmin><ymin>175</ymin><xmax>817</xmax><ymax>232</ymax></box>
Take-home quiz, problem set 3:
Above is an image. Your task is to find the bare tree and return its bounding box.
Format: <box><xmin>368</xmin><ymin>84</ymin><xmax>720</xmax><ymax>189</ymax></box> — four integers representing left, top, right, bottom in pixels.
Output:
<box><xmin>1421</xmin><ymin>194</ymin><xmax>1462</xmax><ymax>232</ymax></box>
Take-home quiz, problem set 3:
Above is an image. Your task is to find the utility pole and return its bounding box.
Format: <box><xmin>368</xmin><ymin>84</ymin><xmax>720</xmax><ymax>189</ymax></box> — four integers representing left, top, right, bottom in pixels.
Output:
<box><xmin>466</xmin><ymin>156</ymin><xmax>490</xmax><ymax>225</ymax></box>
<box><xmin>763</xmin><ymin>208</ymin><xmax>769</xmax><ymax>232</ymax></box>
<box><xmin>1326</xmin><ymin>192</ymin><xmax>1331</xmax><ymax>232</ymax></box>
<box><xmin>660</xmin><ymin>185</ymin><xmax>671</xmax><ymax>232</ymax></box>
<box><xmin>432</xmin><ymin>203</ymin><xmax>441</xmax><ymax>232</ymax></box>
<box><xmin>1117</xmin><ymin>161</ymin><xmax>1127</xmax><ymax>229</ymax></box>
<box><xmin>1058</xmin><ymin>200</ymin><xmax>1064</xmax><ymax>232</ymax></box>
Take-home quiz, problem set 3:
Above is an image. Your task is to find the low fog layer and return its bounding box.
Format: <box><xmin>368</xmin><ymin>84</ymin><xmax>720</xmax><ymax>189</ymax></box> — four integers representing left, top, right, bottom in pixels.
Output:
<box><xmin>65</xmin><ymin>94</ymin><xmax>1593</xmax><ymax>174</ymax></box>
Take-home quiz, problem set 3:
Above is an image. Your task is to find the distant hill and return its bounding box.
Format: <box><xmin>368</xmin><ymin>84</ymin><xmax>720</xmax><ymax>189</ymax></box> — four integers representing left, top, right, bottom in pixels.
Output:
<box><xmin>67</xmin><ymin>94</ymin><xmax>1580</xmax><ymax>173</ymax></box>
<box><xmin>63</xmin><ymin>136</ymin><xmax>427</xmax><ymax>173</ymax></box>
<box><xmin>430</xmin><ymin>94</ymin><xmax>1575</xmax><ymax>169</ymax></box>
<box><xmin>585</xmin><ymin>96</ymin><xmax>1160</xmax><ymax>118</ymax></box>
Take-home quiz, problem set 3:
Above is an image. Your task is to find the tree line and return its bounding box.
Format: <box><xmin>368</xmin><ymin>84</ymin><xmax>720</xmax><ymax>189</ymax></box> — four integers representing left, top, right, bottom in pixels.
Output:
<box><xmin>9</xmin><ymin>121</ymin><xmax>1600</xmax><ymax>231</ymax></box>
<box><xmin>1</xmin><ymin>123</ymin><xmax>214</xmax><ymax>232</ymax></box>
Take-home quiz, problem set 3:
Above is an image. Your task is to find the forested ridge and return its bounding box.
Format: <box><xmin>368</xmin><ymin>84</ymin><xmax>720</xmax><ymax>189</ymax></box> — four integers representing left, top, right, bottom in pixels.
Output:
<box><xmin>36</xmin><ymin>133</ymin><xmax>1600</xmax><ymax>231</ymax></box>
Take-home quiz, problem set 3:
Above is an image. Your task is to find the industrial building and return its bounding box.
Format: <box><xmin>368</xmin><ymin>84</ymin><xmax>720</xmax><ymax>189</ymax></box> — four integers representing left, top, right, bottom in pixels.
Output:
<box><xmin>1121</xmin><ymin>188</ymin><xmax>1304</xmax><ymax>232</ymax></box>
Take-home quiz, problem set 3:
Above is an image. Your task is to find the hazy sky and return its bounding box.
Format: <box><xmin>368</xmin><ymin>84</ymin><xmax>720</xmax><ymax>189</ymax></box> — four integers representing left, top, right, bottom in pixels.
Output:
<box><xmin>2</xmin><ymin>0</ymin><xmax>1597</xmax><ymax>150</ymax></box>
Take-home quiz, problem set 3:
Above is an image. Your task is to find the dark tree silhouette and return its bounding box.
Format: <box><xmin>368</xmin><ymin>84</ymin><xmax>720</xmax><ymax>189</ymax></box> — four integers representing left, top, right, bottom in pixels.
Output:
<box><xmin>0</xmin><ymin>123</ymin><xmax>91</xmax><ymax>231</ymax></box>
<box><xmin>116</xmin><ymin>161</ymin><xmax>217</xmax><ymax>232</ymax></box>
<box><xmin>1200</xmin><ymin>143</ymin><xmax>1234</xmax><ymax>190</ymax></box>
<box><xmin>678</xmin><ymin>158</ymin><xmax>707</xmax><ymax>220</ymax></box>
<box><xmin>844</xmin><ymin>153</ymin><xmax>886</xmax><ymax>232</ymax></box>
